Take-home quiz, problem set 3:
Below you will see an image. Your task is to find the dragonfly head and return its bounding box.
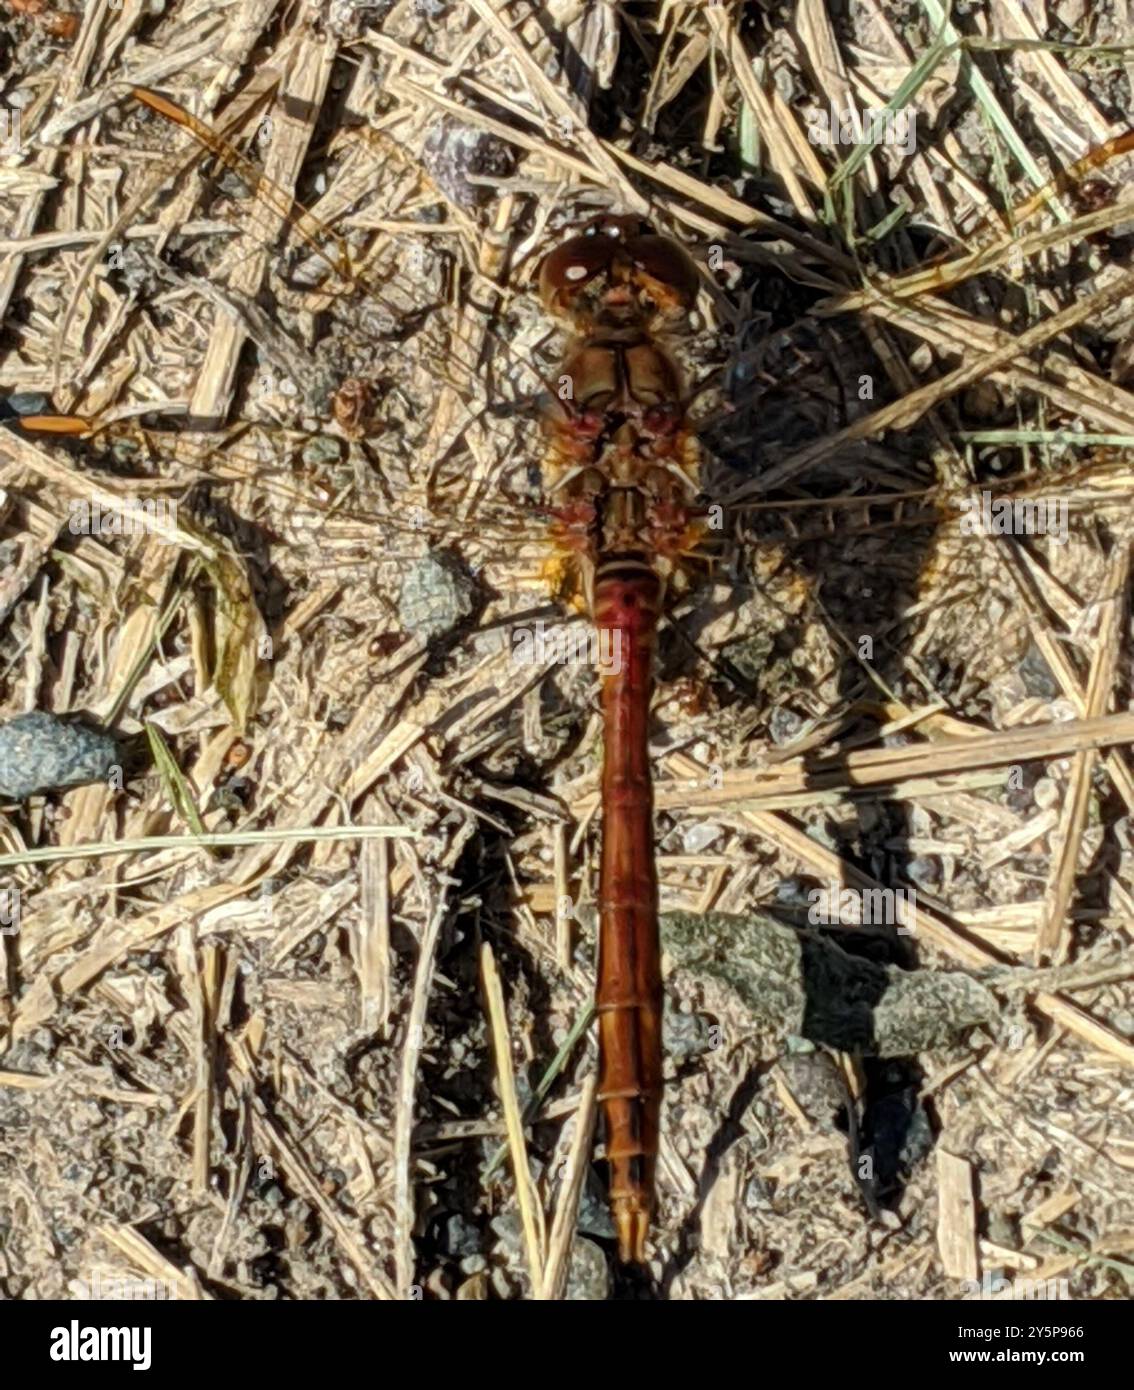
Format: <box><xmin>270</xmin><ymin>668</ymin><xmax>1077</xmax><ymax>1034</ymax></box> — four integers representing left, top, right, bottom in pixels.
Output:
<box><xmin>538</xmin><ymin>218</ymin><xmax>700</xmax><ymax>330</ymax></box>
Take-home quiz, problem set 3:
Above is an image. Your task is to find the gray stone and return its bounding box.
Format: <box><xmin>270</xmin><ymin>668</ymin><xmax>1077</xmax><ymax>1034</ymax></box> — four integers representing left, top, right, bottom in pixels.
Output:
<box><xmin>0</xmin><ymin>711</ymin><xmax>120</xmax><ymax>800</ymax></box>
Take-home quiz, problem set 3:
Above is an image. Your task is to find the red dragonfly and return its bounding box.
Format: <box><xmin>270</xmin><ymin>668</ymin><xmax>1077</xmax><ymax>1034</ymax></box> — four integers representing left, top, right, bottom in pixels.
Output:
<box><xmin>4</xmin><ymin>76</ymin><xmax>1133</xmax><ymax>1294</ymax></box>
<box><xmin>538</xmin><ymin>218</ymin><xmax>703</xmax><ymax>1260</ymax></box>
<box><xmin>15</xmin><ymin>179</ymin><xmax>708</xmax><ymax>1263</ymax></box>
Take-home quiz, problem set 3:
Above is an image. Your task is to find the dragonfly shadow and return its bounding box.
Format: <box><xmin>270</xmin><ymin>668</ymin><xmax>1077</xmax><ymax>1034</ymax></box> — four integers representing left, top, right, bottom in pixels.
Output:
<box><xmin>657</xmin><ymin>911</ymin><xmax>932</xmax><ymax>1293</ymax></box>
<box><xmin>409</xmin><ymin>817</ymin><xmax>568</xmax><ymax>1285</ymax></box>
<box><xmin>662</xmin><ymin>257</ymin><xmax>958</xmax><ymax>1282</ymax></box>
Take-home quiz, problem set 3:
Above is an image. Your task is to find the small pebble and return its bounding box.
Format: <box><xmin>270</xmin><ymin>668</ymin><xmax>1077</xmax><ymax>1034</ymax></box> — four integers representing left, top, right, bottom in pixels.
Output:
<box><xmin>301</xmin><ymin>435</ymin><xmax>345</xmax><ymax>469</ymax></box>
<box><xmin>905</xmin><ymin>856</ymin><xmax>940</xmax><ymax>889</ymax></box>
<box><xmin>987</xmin><ymin>1211</ymin><xmax>1020</xmax><ymax>1248</ymax></box>
<box><xmin>422</xmin><ymin>121</ymin><xmax>514</xmax><ymax>210</ymax></box>
<box><xmin>439</xmin><ymin>1212</ymin><xmax>481</xmax><ymax>1259</ymax></box>
<box><xmin>682</xmin><ymin>821</ymin><xmax>721</xmax><ymax>854</ymax></box>
<box><xmin>564</xmin><ymin>1237</ymin><xmax>611</xmax><ymax>1301</ymax></box>
<box><xmin>398</xmin><ymin>553</ymin><xmax>476</xmax><ymax>643</ymax></box>
<box><xmin>0</xmin><ymin>711</ymin><xmax>120</xmax><ymax>800</ymax></box>
<box><xmin>1019</xmin><ymin>643</ymin><xmax>1059</xmax><ymax>700</ymax></box>
<box><xmin>2</xmin><ymin>391</ymin><xmax>49</xmax><ymax>419</ymax></box>
<box><xmin>1033</xmin><ymin>776</ymin><xmax>1059</xmax><ymax>809</ymax></box>
<box><xmin>663</xmin><ymin>1010</ymin><xmax>713</xmax><ymax>1060</ymax></box>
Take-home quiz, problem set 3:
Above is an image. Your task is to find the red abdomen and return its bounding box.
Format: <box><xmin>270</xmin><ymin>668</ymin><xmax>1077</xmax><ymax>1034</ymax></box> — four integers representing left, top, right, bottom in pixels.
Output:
<box><xmin>593</xmin><ymin>564</ymin><xmax>662</xmax><ymax>1264</ymax></box>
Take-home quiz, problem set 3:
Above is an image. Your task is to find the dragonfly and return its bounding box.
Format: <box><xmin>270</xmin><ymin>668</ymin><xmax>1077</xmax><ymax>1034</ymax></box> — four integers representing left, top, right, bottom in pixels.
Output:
<box><xmin>5</xmin><ymin>72</ymin><xmax>1134</xmax><ymax>1293</ymax></box>
<box><xmin>537</xmin><ymin>217</ymin><xmax>703</xmax><ymax>1261</ymax></box>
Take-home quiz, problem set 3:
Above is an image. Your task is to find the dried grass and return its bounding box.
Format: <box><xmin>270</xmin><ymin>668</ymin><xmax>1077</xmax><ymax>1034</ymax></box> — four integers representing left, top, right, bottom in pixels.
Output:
<box><xmin>1</xmin><ymin>0</ymin><xmax>1133</xmax><ymax>1301</ymax></box>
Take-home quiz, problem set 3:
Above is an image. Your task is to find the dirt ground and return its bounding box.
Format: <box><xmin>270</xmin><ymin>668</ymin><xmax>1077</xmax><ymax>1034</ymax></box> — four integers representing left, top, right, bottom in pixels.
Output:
<box><xmin>1</xmin><ymin>1</ymin><xmax>1133</xmax><ymax>1301</ymax></box>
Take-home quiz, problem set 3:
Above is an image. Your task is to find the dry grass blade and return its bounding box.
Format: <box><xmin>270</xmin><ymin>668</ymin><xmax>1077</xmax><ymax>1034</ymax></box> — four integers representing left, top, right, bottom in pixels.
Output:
<box><xmin>936</xmin><ymin>1150</ymin><xmax>979</xmax><ymax>1281</ymax></box>
<box><xmin>394</xmin><ymin>900</ymin><xmax>450</xmax><ymax>1298</ymax></box>
<box><xmin>95</xmin><ymin>1223</ymin><xmax>210</xmax><ymax>1300</ymax></box>
<box><xmin>465</xmin><ymin>0</ymin><xmax>645</xmax><ymax>210</ymax></box>
<box><xmin>726</xmin><ymin>265</ymin><xmax>1134</xmax><ymax>500</ymax></box>
<box><xmin>50</xmin><ymin>69</ymin><xmax>283</xmax><ymax>403</ymax></box>
<box><xmin>2</xmin><ymin>0</ymin><xmax>1133</xmax><ymax>1306</ymax></box>
<box><xmin>649</xmin><ymin>711</ymin><xmax>1134</xmax><ymax>816</ymax></box>
<box><xmin>540</xmin><ymin>1071</ymin><xmax>599</xmax><ymax>1301</ymax></box>
<box><xmin>353</xmin><ymin>832</ymin><xmax>392</xmax><ymax>1031</ymax></box>
<box><xmin>481</xmin><ymin>940</ymin><xmax>546</xmax><ymax>1291</ymax></box>
<box><xmin>918</xmin><ymin>0</ymin><xmax>1070</xmax><ymax>221</ymax></box>
<box><xmin>1037</xmin><ymin>535</ymin><xmax>1132</xmax><ymax>962</ymax></box>
<box><xmin>706</xmin><ymin>5</ymin><xmax>819</xmax><ymax>222</ymax></box>
<box><xmin>0</xmin><ymin>823</ymin><xmax>414</xmax><ymax>870</ymax></box>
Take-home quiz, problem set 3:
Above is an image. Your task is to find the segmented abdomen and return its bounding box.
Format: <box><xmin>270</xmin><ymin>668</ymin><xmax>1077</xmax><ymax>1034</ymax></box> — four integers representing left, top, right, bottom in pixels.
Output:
<box><xmin>537</xmin><ymin>216</ymin><xmax>701</xmax><ymax>1264</ymax></box>
<box><xmin>592</xmin><ymin>561</ymin><xmax>663</xmax><ymax>1264</ymax></box>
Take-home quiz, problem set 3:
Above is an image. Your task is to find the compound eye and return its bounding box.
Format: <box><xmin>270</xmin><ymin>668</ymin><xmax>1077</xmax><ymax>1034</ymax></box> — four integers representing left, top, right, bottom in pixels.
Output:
<box><xmin>625</xmin><ymin>234</ymin><xmax>700</xmax><ymax>308</ymax></box>
<box><xmin>539</xmin><ymin>234</ymin><xmax>618</xmax><ymax>310</ymax></box>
